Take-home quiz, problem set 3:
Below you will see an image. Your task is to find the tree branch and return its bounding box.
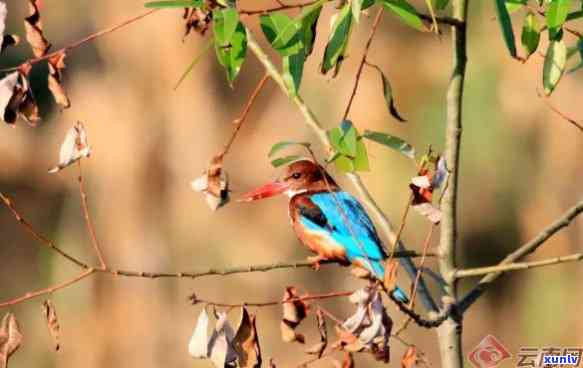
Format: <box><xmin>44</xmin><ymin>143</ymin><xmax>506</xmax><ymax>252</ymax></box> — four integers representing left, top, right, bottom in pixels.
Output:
<box><xmin>458</xmin><ymin>198</ymin><xmax>583</xmax><ymax>312</ymax></box>
<box><xmin>453</xmin><ymin>252</ymin><xmax>583</xmax><ymax>278</ymax></box>
<box><xmin>245</xmin><ymin>29</ymin><xmax>438</xmax><ymax>313</ymax></box>
<box><xmin>436</xmin><ymin>0</ymin><xmax>468</xmax><ymax>366</ymax></box>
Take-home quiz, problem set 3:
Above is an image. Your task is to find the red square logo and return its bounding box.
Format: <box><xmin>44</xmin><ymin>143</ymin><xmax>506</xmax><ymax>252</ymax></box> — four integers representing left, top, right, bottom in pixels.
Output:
<box><xmin>468</xmin><ymin>335</ymin><xmax>512</xmax><ymax>368</ymax></box>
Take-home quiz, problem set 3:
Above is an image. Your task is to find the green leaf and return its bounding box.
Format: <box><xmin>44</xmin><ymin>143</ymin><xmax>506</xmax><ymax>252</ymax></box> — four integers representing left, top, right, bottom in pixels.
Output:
<box><xmin>260</xmin><ymin>13</ymin><xmax>304</xmax><ymax>57</ymax></box>
<box><xmin>268</xmin><ymin>141</ymin><xmax>311</xmax><ymax>157</ymax></box>
<box><xmin>271</xmin><ymin>155</ymin><xmax>303</xmax><ymax>167</ymax></box>
<box><xmin>174</xmin><ymin>38</ymin><xmax>214</xmax><ymax>90</ymax></box>
<box><xmin>494</xmin><ymin>0</ymin><xmax>517</xmax><ymax>58</ymax></box>
<box><xmin>340</xmin><ymin>125</ymin><xmax>358</xmax><ymax>157</ymax></box>
<box><xmin>333</xmin><ymin>155</ymin><xmax>355</xmax><ymax>172</ymax></box>
<box><xmin>352</xmin><ymin>0</ymin><xmax>362</xmax><ymax>23</ymax></box>
<box><xmin>283</xmin><ymin>49</ymin><xmax>305</xmax><ymax>96</ymax></box>
<box><xmin>547</xmin><ymin>0</ymin><xmax>571</xmax><ymax>40</ymax></box>
<box><xmin>362</xmin><ymin>130</ymin><xmax>415</xmax><ymax>159</ymax></box>
<box><xmin>566</xmin><ymin>10</ymin><xmax>583</xmax><ymax>21</ymax></box>
<box><xmin>543</xmin><ymin>40</ymin><xmax>567</xmax><ymax>95</ymax></box>
<box><xmin>505</xmin><ymin>0</ymin><xmax>527</xmax><ymax>13</ymax></box>
<box><xmin>300</xmin><ymin>1</ymin><xmax>324</xmax><ymax>56</ymax></box>
<box><xmin>369</xmin><ymin>64</ymin><xmax>406</xmax><ymax>122</ymax></box>
<box><xmin>214</xmin><ymin>9</ymin><xmax>247</xmax><ymax>86</ymax></box>
<box><xmin>144</xmin><ymin>0</ymin><xmax>202</xmax><ymax>8</ymax></box>
<box><xmin>379</xmin><ymin>0</ymin><xmax>425</xmax><ymax>31</ymax></box>
<box><xmin>434</xmin><ymin>0</ymin><xmax>449</xmax><ymax>10</ymax></box>
<box><xmin>321</xmin><ymin>4</ymin><xmax>353</xmax><ymax>77</ymax></box>
<box><xmin>521</xmin><ymin>12</ymin><xmax>540</xmax><ymax>58</ymax></box>
<box><xmin>353</xmin><ymin>139</ymin><xmax>370</xmax><ymax>171</ymax></box>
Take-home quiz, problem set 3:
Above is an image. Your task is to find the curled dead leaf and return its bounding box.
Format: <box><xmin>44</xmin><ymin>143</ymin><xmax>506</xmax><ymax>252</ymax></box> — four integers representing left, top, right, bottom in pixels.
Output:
<box><xmin>47</xmin><ymin>51</ymin><xmax>71</xmax><ymax>109</ymax></box>
<box><xmin>208</xmin><ymin>310</ymin><xmax>237</xmax><ymax>368</ymax></box>
<box><xmin>191</xmin><ymin>155</ymin><xmax>230</xmax><ymax>211</ymax></box>
<box><xmin>42</xmin><ymin>300</ymin><xmax>60</xmax><ymax>351</ymax></box>
<box><xmin>0</xmin><ymin>313</ymin><xmax>23</xmax><ymax>368</ymax></box>
<box><xmin>24</xmin><ymin>0</ymin><xmax>51</xmax><ymax>58</ymax></box>
<box><xmin>48</xmin><ymin>122</ymin><xmax>91</xmax><ymax>173</ymax></box>
<box><xmin>401</xmin><ymin>346</ymin><xmax>417</xmax><ymax>368</ymax></box>
<box><xmin>188</xmin><ymin>308</ymin><xmax>209</xmax><ymax>359</ymax></box>
<box><xmin>342</xmin><ymin>352</ymin><xmax>354</xmax><ymax>368</ymax></box>
<box><xmin>232</xmin><ymin>307</ymin><xmax>261</xmax><ymax>368</ymax></box>
<box><xmin>183</xmin><ymin>6</ymin><xmax>213</xmax><ymax>39</ymax></box>
<box><xmin>0</xmin><ymin>2</ymin><xmax>20</xmax><ymax>54</ymax></box>
<box><xmin>410</xmin><ymin>165</ymin><xmax>442</xmax><ymax>224</ymax></box>
<box><xmin>280</xmin><ymin>286</ymin><xmax>307</xmax><ymax>344</ymax></box>
<box><xmin>0</xmin><ymin>70</ymin><xmax>40</xmax><ymax>126</ymax></box>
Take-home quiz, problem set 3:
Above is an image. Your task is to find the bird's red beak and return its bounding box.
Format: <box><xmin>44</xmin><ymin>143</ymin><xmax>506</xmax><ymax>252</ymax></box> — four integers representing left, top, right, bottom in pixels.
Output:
<box><xmin>238</xmin><ymin>181</ymin><xmax>289</xmax><ymax>202</ymax></box>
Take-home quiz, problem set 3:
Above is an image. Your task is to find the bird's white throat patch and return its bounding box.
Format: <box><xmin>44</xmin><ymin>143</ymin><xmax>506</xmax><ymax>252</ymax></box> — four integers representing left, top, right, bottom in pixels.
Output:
<box><xmin>285</xmin><ymin>188</ymin><xmax>308</xmax><ymax>198</ymax></box>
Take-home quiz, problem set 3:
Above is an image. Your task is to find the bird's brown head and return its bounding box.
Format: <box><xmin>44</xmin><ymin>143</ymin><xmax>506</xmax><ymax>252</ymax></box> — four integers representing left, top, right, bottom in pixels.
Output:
<box><xmin>239</xmin><ymin>159</ymin><xmax>338</xmax><ymax>202</ymax></box>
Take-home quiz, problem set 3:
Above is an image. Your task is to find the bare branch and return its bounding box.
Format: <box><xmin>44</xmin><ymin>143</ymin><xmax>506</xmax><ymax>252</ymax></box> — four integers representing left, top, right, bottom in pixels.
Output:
<box><xmin>436</xmin><ymin>0</ymin><xmax>468</xmax><ymax>366</ymax></box>
<box><xmin>0</xmin><ymin>192</ymin><xmax>89</xmax><ymax>269</ymax></box>
<box><xmin>77</xmin><ymin>162</ymin><xmax>107</xmax><ymax>269</ymax></box>
<box><xmin>459</xmin><ymin>198</ymin><xmax>583</xmax><ymax>312</ymax></box>
<box><xmin>239</xmin><ymin>0</ymin><xmax>319</xmax><ymax>15</ymax></box>
<box><xmin>454</xmin><ymin>252</ymin><xmax>583</xmax><ymax>278</ymax></box>
<box><xmin>191</xmin><ymin>290</ymin><xmax>353</xmax><ymax>307</ymax></box>
<box><xmin>0</xmin><ymin>269</ymin><xmax>95</xmax><ymax>307</ymax></box>
<box><xmin>537</xmin><ymin>90</ymin><xmax>583</xmax><ymax>133</ymax></box>
<box><xmin>342</xmin><ymin>7</ymin><xmax>384</xmax><ymax>121</ymax></box>
<box><xmin>1</xmin><ymin>9</ymin><xmax>159</xmax><ymax>72</ymax></box>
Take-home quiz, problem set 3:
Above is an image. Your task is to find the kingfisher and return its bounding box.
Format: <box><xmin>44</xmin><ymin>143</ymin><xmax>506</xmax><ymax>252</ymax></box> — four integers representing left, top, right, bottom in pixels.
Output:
<box><xmin>239</xmin><ymin>159</ymin><xmax>409</xmax><ymax>303</ymax></box>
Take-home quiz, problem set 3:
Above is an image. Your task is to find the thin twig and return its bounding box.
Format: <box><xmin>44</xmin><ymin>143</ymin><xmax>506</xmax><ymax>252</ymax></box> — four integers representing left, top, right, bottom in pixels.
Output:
<box><xmin>218</xmin><ymin>73</ymin><xmax>270</xmax><ymax>159</ymax></box>
<box><xmin>77</xmin><ymin>162</ymin><xmax>107</xmax><ymax>269</ymax></box>
<box><xmin>0</xmin><ymin>9</ymin><xmax>160</xmax><ymax>72</ymax></box>
<box><xmin>193</xmin><ymin>290</ymin><xmax>353</xmax><ymax>308</ymax></box>
<box><xmin>0</xmin><ymin>269</ymin><xmax>95</xmax><ymax>307</ymax></box>
<box><xmin>239</xmin><ymin>0</ymin><xmax>319</xmax><ymax>15</ymax></box>
<box><xmin>342</xmin><ymin>7</ymin><xmax>384</xmax><ymax>121</ymax></box>
<box><xmin>454</xmin><ymin>252</ymin><xmax>583</xmax><ymax>278</ymax></box>
<box><xmin>409</xmin><ymin>225</ymin><xmax>435</xmax><ymax>308</ymax></box>
<box><xmin>459</xmin><ymin>198</ymin><xmax>583</xmax><ymax>312</ymax></box>
<box><xmin>537</xmin><ymin>90</ymin><xmax>583</xmax><ymax>133</ymax></box>
<box><xmin>388</xmin><ymin>194</ymin><xmax>413</xmax><ymax>259</ymax></box>
<box><xmin>0</xmin><ymin>192</ymin><xmax>89</xmax><ymax>269</ymax></box>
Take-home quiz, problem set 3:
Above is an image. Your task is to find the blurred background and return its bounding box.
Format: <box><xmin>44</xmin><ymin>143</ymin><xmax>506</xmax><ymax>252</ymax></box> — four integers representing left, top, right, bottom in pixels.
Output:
<box><xmin>1</xmin><ymin>0</ymin><xmax>582</xmax><ymax>367</ymax></box>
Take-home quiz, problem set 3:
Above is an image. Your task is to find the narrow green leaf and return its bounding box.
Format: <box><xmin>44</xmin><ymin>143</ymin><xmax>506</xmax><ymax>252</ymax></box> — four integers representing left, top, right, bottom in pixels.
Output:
<box><xmin>495</xmin><ymin>0</ymin><xmax>517</xmax><ymax>58</ymax></box>
<box><xmin>547</xmin><ymin>0</ymin><xmax>571</xmax><ymax>40</ymax></box>
<box><xmin>353</xmin><ymin>139</ymin><xmax>370</xmax><ymax>171</ymax></box>
<box><xmin>362</xmin><ymin>130</ymin><xmax>415</xmax><ymax>159</ymax></box>
<box><xmin>214</xmin><ymin>9</ymin><xmax>247</xmax><ymax>86</ymax></box>
<box><xmin>369</xmin><ymin>64</ymin><xmax>406</xmax><ymax>122</ymax></box>
<box><xmin>340</xmin><ymin>125</ymin><xmax>358</xmax><ymax>157</ymax></box>
<box><xmin>145</xmin><ymin>0</ymin><xmax>202</xmax><ymax>8</ymax></box>
<box><xmin>174</xmin><ymin>38</ymin><xmax>214</xmax><ymax>90</ymax></box>
<box><xmin>566</xmin><ymin>10</ymin><xmax>583</xmax><ymax>21</ymax></box>
<box><xmin>321</xmin><ymin>4</ymin><xmax>353</xmax><ymax>77</ymax></box>
<box><xmin>268</xmin><ymin>141</ymin><xmax>311</xmax><ymax>157</ymax></box>
<box><xmin>543</xmin><ymin>40</ymin><xmax>567</xmax><ymax>95</ymax></box>
<box><xmin>271</xmin><ymin>155</ymin><xmax>303</xmax><ymax>167</ymax></box>
<box><xmin>379</xmin><ymin>0</ymin><xmax>425</xmax><ymax>31</ymax></box>
<box><xmin>260</xmin><ymin>13</ymin><xmax>303</xmax><ymax>56</ymax></box>
<box><xmin>300</xmin><ymin>1</ymin><xmax>324</xmax><ymax>56</ymax></box>
<box><xmin>352</xmin><ymin>0</ymin><xmax>362</xmax><ymax>23</ymax></box>
<box><xmin>283</xmin><ymin>49</ymin><xmax>305</xmax><ymax>96</ymax></box>
<box><xmin>521</xmin><ymin>12</ymin><xmax>540</xmax><ymax>58</ymax></box>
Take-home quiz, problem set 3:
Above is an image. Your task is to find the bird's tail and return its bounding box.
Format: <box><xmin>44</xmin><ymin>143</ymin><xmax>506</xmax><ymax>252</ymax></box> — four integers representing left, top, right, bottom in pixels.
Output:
<box><xmin>369</xmin><ymin>259</ymin><xmax>410</xmax><ymax>304</ymax></box>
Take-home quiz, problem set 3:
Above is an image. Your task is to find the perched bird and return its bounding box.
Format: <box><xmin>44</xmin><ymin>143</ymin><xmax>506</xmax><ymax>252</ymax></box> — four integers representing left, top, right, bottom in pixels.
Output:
<box><xmin>239</xmin><ymin>159</ymin><xmax>409</xmax><ymax>303</ymax></box>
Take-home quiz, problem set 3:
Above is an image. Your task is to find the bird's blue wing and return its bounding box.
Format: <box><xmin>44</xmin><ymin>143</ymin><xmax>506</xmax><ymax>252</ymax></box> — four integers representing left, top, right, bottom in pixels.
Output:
<box><xmin>304</xmin><ymin>191</ymin><xmax>387</xmax><ymax>276</ymax></box>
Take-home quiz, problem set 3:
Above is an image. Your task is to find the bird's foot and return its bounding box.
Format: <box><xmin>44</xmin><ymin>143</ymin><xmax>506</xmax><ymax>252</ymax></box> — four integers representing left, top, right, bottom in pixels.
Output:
<box><xmin>307</xmin><ymin>255</ymin><xmax>326</xmax><ymax>271</ymax></box>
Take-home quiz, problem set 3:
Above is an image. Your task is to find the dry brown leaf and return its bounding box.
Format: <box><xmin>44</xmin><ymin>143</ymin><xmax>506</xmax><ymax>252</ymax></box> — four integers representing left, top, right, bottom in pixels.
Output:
<box><xmin>188</xmin><ymin>308</ymin><xmax>209</xmax><ymax>359</ymax></box>
<box><xmin>401</xmin><ymin>346</ymin><xmax>417</xmax><ymax>368</ymax></box>
<box><xmin>48</xmin><ymin>122</ymin><xmax>91</xmax><ymax>173</ymax></box>
<box><xmin>182</xmin><ymin>6</ymin><xmax>212</xmax><ymax>39</ymax></box>
<box><xmin>280</xmin><ymin>320</ymin><xmax>305</xmax><ymax>344</ymax></box>
<box><xmin>191</xmin><ymin>155</ymin><xmax>230</xmax><ymax>211</ymax></box>
<box><xmin>42</xmin><ymin>300</ymin><xmax>60</xmax><ymax>351</ymax></box>
<box><xmin>409</xmin><ymin>157</ymin><xmax>447</xmax><ymax>225</ymax></box>
<box><xmin>47</xmin><ymin>51</ymin><xmax>70</xmax><ymax>109</ymax></box>
<box><xmin>232</xmin><ymin>307</ymin><xmax>262</xmax><ymax>368</ymax></box>
<box><xmin>24</xmin><ymin>0</ymin><xmax>50</xmax><ymax>57</ymax></box>
<box><xmin>0</xmin><ymin>72</ymin><xmax>19</xmax><ymax>124</ymax></box>
<box><xmin>268</xmin><ymin>358</ymin><xmax>277</xmax><ymax>368</ymax></box>
<box><xmin>0</xmin><ymin>313</ymin><xmax>23</xmax><ymax>368</ymax></box>
<box><xmin>282</xmin><ymin>287</ymin><xmax>307</xmax><ymax>326</ymax></box>
<box><xmin>0</xmin><ymin>2</ymin><xmax>20</xmax><ymax>54</ymax></box>
<box><xmin>0</xmin><ymin>70</ymin><xmax>40</xmax><ymax>126</ymax></box>
<box><xmin>383</xmin><ymin>259</ymin><xmax>399</xmax><ymax>293</ymax></box>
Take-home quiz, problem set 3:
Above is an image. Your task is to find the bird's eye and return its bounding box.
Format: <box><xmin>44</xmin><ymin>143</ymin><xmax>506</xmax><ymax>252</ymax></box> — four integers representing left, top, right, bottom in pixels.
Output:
<box><xmin>291</xmin><ymin>172</ymin><xmax>302</xmax><ymax>180</ymax></box>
